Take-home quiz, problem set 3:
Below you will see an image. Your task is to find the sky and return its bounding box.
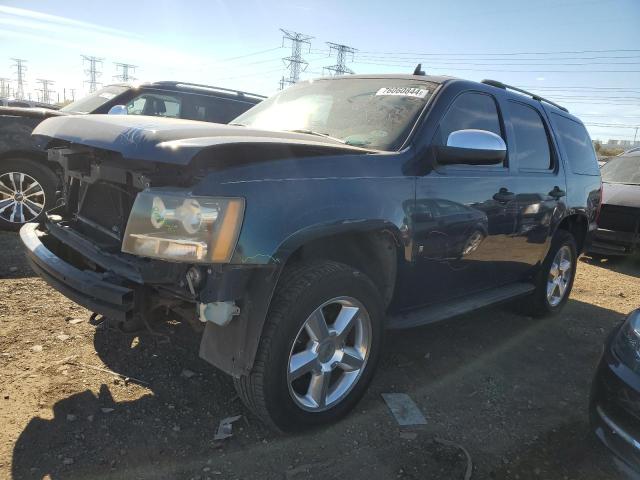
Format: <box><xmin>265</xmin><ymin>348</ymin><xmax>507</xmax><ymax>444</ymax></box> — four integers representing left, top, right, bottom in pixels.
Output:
<box><xmin>1</xmin><ymin>0</ymin><xmax>639</xmax><ymax>142</ymax></box>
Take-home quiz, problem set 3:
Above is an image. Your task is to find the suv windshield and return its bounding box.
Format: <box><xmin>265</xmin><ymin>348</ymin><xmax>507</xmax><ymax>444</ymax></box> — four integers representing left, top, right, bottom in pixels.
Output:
<box><xmin>233</xmin><ymin>78</ymin><xmax>435</xmax><ymax>150</ymax></box>
<box><xmin>601</xmin><ymin>155</ymin><xmax>640</xmax><ymax>185</ymax></box>
<box><xmin>60</xmin><ymin>85</ymin><xmax>129</xmax><ymax>113</ymax></box>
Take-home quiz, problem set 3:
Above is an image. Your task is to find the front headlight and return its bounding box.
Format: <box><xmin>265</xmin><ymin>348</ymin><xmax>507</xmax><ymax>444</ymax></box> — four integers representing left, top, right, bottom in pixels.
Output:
<box><xmin>613</xmin><ymin>310</ymin><xmax>640</xmax><ymax>373</ymax></box>
<box><xmin>122</xmin><ymin>190</ymin><xmax>244</xmax><ymax>263</ymax></box>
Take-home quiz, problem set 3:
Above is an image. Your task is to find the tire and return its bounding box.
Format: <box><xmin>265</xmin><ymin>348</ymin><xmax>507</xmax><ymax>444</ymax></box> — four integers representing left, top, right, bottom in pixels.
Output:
<box><xmin>234</xmin><ymin>260</ymin><xmax>384</xmax><ymax>432</ymax></box>
<box><xmin>0</xmin><ymin>158</ymin><xmax>58</xmax><ymax>231</ymax></box>
<box><xmin>521</xmin><ymin>229</ymin><xmax>577</xmax><ymax>317</ymax></box>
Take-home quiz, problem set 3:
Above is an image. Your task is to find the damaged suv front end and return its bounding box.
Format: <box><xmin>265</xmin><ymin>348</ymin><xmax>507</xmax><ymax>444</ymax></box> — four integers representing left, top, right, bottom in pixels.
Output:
<box><xmin>21</xmin><ymin>105</ymin><xmax>385</xmax><ymax>377</ymax></box>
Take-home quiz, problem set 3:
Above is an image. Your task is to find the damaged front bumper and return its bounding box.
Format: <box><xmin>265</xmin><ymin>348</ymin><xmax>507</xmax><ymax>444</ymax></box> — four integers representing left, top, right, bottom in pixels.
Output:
<box><xmin>21</xmin><ymin>222</ymin><xmax>136</xmax><ymax>322</ymax></box>
<box><xmin>20</xmin><ymin>219</ymin><xmax>280</xmax><ymax>376</ymax></box>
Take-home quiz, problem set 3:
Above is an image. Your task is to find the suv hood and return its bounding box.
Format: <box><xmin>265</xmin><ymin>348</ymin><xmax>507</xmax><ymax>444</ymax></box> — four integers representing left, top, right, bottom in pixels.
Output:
<box><xmin>0</xmin><ymin>106</ymin><xmax>68</xmax><ymax>119</ymax></box>
<box><xmin>32</xmin><ymin>114</ymin><xmax>375</xmax><ymax>165</ymax></box>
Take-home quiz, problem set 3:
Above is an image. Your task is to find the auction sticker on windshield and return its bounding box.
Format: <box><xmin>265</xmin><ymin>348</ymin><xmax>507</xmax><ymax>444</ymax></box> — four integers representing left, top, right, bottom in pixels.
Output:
<box><xmin>375</xmin><ymin>87</ymin><xmax>428</xmax><ymax>98</ymax></box>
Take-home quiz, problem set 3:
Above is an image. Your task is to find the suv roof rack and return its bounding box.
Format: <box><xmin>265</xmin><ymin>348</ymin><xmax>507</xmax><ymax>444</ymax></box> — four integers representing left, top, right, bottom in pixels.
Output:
<box><xmin>151</xmin><ymin>81</ymin><xmax>266</xmax><ymax>100</ymax></box>
<box><xmin>481</xmin><ymin>79</ymin><xmax>568</xmax><ymax>112</ymax></box>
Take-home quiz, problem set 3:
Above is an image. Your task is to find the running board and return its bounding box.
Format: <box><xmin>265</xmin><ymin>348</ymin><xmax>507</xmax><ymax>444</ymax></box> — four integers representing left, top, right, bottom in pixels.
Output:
<box><xmin>386</xmin><ymin>282</ymin><xmax>535</xmax><ymax>330</ymax></box>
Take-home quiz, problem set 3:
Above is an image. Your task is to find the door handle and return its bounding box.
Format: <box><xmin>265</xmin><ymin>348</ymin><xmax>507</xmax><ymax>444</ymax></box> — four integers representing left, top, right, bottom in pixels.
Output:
<box><xmin>549</xmin><ymin>186</ymin><xmax>566</xmax><ymax>198</ymax></box>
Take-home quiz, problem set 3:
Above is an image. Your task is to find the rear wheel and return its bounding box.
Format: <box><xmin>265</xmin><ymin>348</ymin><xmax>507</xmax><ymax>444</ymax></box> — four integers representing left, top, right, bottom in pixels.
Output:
<box><xmin>0</xmin><ymin>158</ymin><xmax>58</xmax><ymax>230</ymax></box>
<box><xmin>521</xmin><ymin>229</ymin><xmax>577</xmax><ymax>317</ymax></box>
<box><xmin>234</xmin><ymin>260</ymin><xmax>384</xmax><ymax>432</ymax></box>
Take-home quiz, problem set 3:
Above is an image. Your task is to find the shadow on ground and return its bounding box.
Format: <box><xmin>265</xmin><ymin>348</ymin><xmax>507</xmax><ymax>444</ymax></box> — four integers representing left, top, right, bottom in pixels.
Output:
<box><xmin>581</xmin><ymin>252</ymin><xmax>640</xmax><ymax>277</ymax></box>
<box><xmin>12</xmin><ymin>292</ymin><xmax>627</xmax><ymax>479</ymax></box>
<box><xmin>0</xmin><ymin>232</ymin><xmax>35</xmax><ymax>279</ymax></box>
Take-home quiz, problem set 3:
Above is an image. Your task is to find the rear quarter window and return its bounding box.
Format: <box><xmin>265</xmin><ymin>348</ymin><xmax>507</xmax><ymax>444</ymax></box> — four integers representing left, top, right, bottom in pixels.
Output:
<box><xmin>551</xmin><ymin>113</ymin><xmax>599</xmax><ymax>175</ymax></box>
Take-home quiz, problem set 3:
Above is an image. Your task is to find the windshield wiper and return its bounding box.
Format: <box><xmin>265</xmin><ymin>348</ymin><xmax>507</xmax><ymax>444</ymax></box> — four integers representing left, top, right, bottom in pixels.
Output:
<box><xmin>285</xmin><ymin>129</ymin><xmax>346</xmax><ymax>144</ymax></box>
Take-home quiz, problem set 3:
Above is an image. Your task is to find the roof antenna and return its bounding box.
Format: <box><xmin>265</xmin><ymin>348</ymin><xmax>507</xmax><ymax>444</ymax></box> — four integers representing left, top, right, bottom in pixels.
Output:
<box><xmin>413</xmin><ymin>63</ymin><xmax>425</xmax><ymax>76</ymax></box>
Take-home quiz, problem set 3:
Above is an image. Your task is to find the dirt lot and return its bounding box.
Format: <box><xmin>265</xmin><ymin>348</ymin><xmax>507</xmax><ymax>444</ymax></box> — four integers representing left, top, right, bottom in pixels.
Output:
<box><xmin>1</xmin><ymin>230</ymin><xmax>639</xmax><ymax>480</ymax></box>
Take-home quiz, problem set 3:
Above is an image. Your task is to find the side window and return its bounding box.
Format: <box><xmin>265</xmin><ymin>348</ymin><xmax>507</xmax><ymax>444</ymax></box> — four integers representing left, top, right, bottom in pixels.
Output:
<box><xmin>509</xmin><ymin>102</ymin><xmax>552</xmax><ymax>170</ymax></box>
<box><xmin>126</xmin><ymin>93</ymin><xmax>181</xmax><ymax>118</ymax></box>
<box><xmin>436</xmin><ymin>92</ymin><xmax>503</xmax><ymax>146</ymax></box>
<box><xmin>551</xmin><ymin>113</ymin><xmax>599</xmax><ymax>175</ymax></box>
<box><xmin>181</xmin><ymin>95</ymin><xmax>256</xmax><ymax>124</ymax></box>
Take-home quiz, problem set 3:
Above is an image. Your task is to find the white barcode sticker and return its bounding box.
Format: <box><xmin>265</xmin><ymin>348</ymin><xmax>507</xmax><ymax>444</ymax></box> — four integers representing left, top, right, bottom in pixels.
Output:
<box><xmin>375</xmin><ymin>87</ymin><xmax>428</xmax><ymax>98</ymax></box>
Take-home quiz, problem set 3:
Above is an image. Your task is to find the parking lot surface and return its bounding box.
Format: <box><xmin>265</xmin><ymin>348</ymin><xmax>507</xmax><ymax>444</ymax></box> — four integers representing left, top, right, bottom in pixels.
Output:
<box><xmin>1</xmin><ymin>230</ymin><xmax>638</xmax><ymax>480</ymax></box>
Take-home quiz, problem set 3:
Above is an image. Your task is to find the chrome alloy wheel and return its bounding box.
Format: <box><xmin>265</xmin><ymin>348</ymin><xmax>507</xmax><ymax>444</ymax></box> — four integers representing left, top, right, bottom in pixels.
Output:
<box><xmin>547</xmin><ymin>245</ymin><xmax>572</xmax><ymax>307</ymax></box>
<box><xmin>0</xmin><ymin>172</ymin><xmax>45</xmax><ymax>224</ymax></box>
<box><xmin>462</xmin><ymin>230</ymin><xmax>484</xmax><ymax>256</ymax></box>
<box><xmin>287</xmin><ymin>296</ymin><xmax>372</xmax><ymax>412</ymax></box>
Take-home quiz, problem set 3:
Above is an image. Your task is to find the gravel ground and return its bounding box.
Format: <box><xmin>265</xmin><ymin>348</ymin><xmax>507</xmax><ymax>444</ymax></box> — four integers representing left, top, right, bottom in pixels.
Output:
<box><xmin>1</xmin><ymin>230</ymin><xmax>639</xmax><ymax>480</ymax></box>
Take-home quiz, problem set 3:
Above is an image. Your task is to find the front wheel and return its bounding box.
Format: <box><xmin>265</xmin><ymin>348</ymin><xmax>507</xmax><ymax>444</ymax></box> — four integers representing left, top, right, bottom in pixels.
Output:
<box><xmin>521</xmin><ymin>229</ymin><xmax>577</xmax><ymax>317</ymax></box>
<box><xmin>234</xmin><ymin>261</ymin><xmax>384</xmax><ymax>432</ymax></box>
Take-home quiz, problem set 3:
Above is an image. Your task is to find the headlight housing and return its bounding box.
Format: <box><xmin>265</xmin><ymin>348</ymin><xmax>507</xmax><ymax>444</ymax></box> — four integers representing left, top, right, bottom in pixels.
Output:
<box><xmin>122</xmin><ymin>190</ymin><xmax>244</xmax><ymax>263</ymax></box>
<box><xmin>613</xmin><ymin>309</ymin><xmax>640</xmax><ymax>373</ymax></box>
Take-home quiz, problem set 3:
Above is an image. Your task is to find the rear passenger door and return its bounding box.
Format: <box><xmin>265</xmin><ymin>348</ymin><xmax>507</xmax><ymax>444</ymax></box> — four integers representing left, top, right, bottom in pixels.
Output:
<box><xmin>506</xmin><ymin>98</ymin><xmax>567</xmax><ymax>271</ymax></box>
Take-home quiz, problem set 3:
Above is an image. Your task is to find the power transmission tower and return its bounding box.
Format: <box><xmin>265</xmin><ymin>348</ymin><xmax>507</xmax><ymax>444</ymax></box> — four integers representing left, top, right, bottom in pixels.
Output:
<box><xmin>82</xmin><ymin>55</ymin><xmax>104</xmax><ymax>93</ymax></box>
<box><xmin>323</xmin><ymin>43</ymin><xmax>356</xmax><ymax>76</ymax></box>
<box><xmin>36</xmin><ymin>79</ymin><xmax>55</xmax><ymax>104</ymax></box>
<box><xmin>11</xmin><ymin>58</ymin><xmax>27</xmax><ymax>99</ymax></box>
<box><xmin>114</xmin><ymin>62</ymin><xmax>137</xmax><ymax>82</ymax></box>
<box><xmin>0</xmin><ymin>78</ymin><xmax>10</xmax><ymax>98</ymax></box>
<box><xmin>279</xmin><ymin>29</ymin><xmax>313</xmax><ymax>90</ymax></box>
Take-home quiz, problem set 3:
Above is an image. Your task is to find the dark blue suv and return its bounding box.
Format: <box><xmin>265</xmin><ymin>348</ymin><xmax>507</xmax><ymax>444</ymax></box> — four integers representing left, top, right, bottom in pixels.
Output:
<box><xmin>22</xmin><ymin>74</ymin><xmax>601</xmax><ymax>431</ymax></box>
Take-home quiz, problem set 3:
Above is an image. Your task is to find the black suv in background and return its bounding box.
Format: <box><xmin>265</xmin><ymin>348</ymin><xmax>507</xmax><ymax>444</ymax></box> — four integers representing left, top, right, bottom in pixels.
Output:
<box><xmin>0</xmin><ymin>82</ymin><xmax>264</xmax><ymax>230</ymax></box>
<box><xmin>22</xmin><ymin>74</ymin><xmax>601</xmax><ymax>431</ymax></box>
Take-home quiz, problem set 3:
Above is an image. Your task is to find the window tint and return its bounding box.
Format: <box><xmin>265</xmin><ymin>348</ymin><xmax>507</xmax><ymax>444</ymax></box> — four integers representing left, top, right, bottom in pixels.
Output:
<box><xmin>509</xmin><ymin>102</ymin><xmax>552</xmax><ymax>170</ymax></box>
<box><xmin>436</xmin><ymin>92</ymin><xmax>502</xmax><ymax>146</ymax></box>
<box><xmin>126</xmin><ymin>93</ymin><xmax>181</xmax><ymax>118</ymax></box>
<box><xmin>181</xmin><ymin>95</ymin><xmax>255</xmax><ymax>123</ymax></box>
<box><xmin>551</xmin><ymin>113</ymin><xmax>599</xmax><ymax>175</ymax></box>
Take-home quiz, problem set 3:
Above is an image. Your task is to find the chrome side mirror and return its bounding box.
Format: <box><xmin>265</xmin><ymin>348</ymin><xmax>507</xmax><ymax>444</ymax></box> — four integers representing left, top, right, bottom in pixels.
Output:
<box><xmin>107</xmin><ymin>105</ymin><xmax>128</xmax><ymax>115</ymax></box>
<box><xmin>437</xmin><ymin>129</ymin><xmax>506</xmax><ymax>165</ymax></box>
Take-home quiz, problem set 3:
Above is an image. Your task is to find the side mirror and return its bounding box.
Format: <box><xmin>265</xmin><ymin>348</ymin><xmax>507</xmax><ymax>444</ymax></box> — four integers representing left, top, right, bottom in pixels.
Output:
<box><xmin>435</xmin><ymin>129</ymin><xmax>506</xmax><ymax>165</ymax></box>
<box><xmin>107</xmin><ymin>105</ymin><xmax>128</xmax><ymax>115</ymax></box>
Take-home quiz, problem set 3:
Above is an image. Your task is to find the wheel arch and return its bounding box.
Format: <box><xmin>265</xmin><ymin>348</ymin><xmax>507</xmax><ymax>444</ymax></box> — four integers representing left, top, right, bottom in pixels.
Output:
<box><xmin>554</xmin><ymin>213</ymin><xmax>589</xmax><ymax>254</ymax></box>
<box><xmin>0</xmin><ymin>149</ymin><xmax>61</xmax><ymax>181</ymax></box>
<box><xmin>199</xmin><ymin>222</ymin><xmax>404</xmax><ymax>378</ymax></box>
<box><xmin>281</xmin><ymin>224</ymin><xmax>402</xmax><ymax>308</ymax></box>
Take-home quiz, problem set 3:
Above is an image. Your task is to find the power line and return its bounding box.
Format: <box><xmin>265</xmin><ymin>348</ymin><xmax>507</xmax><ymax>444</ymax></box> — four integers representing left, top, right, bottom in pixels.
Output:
<box><xmin>354</xmin><ymin>58</ymin><xmax>640</xmax><ymax>67</ymax></box>
<box><xmin>82</xmin><ymin>55</ymin><xmax>103</xmax><ymax>93</ymax></box>
<box><xmin>351</xmin><ymin>48</ymin><xmax>640</xmax><ymax>57</ymax></box>
<box><xmin>114</xmin><ymin>62</ymin><xmax>137</xmax><ymax>82</ymax></box>
<box><xmin>11</xmin><ymin>58</ymin><xmax>27</xmax><ymax>100</ymax></box>
<box><xmin>217</xmin><ymin>46</ymin><xmax>282</xmax><ymax>62</ymax></box>
<box><xmin>35</xmin><ymin>78</ymin><xmax>55</xmax><ymax>104</ymax></box>
<box><xmin>279</xmin><ymin>29</ymin><xmax>313</xmax><ymax>90</ymax></box>
<box><xmin>323</xmin><ymin>42</ymin><xmax>357</xmax><ymax>76</ymax></box>
<box><xmin>353</xmin><ymin>60</ymin><xmax>640</xmax><ymax>73</ymax></box>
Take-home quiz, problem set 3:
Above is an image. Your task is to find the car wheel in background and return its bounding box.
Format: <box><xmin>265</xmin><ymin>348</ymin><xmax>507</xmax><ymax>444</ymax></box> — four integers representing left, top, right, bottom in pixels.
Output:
<box><xmin>0</xmin><ymin>158</ymin><xmax>58</xmax><ymax>231</ymax></box>
<box><xmin>234</xmin><ymin>260</ymin><xmax>384</xmax><ymax>432</ymax></box>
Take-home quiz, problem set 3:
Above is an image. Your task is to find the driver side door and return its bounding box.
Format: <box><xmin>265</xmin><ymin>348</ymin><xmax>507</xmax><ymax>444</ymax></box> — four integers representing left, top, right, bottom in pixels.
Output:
<box><xmin>404</xmin><ymin>91</ymin><xmax>521</xmax><ymax>308</ymax></box>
